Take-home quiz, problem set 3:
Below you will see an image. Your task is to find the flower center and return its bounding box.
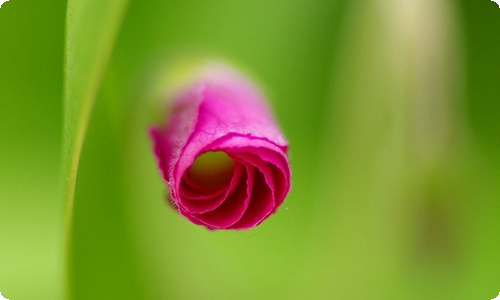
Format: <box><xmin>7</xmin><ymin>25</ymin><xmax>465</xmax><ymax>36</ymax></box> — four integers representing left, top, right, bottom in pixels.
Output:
<box><xmin>186</xmin><ymin>151</ymin><xmax>234</xmax><ymax>191</ymax></box>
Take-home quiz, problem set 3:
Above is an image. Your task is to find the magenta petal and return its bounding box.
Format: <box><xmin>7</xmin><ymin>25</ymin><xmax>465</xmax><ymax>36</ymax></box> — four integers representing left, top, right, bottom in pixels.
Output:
<box><xmin>228</xmin><ymin>170</ymin><xmax>274</xmax><ymax>229</ymax></box>
<box><xmin>190</xmin><ymin>164</ymin><xmax>255</xmax><ymax>229</ymax></box>
<box><xmin>150</xmin><ymin>64</ymin><xmax>291</xmax><ymax>230</ymax></box>
<box><xmin>180</xmin><ymin>179</ymin><xmax>226</xmax><ymax>200</ymax></box>
<box><xmin>230</xmin><ymin>147</ymin><xmax>289</xmax><ymax>208</ymax></box>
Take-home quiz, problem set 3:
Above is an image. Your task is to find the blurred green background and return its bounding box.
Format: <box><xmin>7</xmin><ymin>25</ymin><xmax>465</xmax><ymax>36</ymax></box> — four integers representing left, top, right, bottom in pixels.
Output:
<box><xmin>1</xmin><ymin>0</ymin><xmax>499</xmax><ymax>299</ymax></box>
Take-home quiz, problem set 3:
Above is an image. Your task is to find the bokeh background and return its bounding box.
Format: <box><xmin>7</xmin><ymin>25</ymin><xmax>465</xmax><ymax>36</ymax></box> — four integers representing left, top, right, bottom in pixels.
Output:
<box><xmin>1</xmin><ymin>0</ymin><xmax>499</xmax><ymax>299</ymax></box>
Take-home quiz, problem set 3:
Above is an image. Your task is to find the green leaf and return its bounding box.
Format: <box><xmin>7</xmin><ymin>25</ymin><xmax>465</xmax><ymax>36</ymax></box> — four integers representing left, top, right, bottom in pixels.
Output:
<box><xmin>62</xmin><ymin>0</ymin><xmax>131</xmax><ymax>297</ymax></box>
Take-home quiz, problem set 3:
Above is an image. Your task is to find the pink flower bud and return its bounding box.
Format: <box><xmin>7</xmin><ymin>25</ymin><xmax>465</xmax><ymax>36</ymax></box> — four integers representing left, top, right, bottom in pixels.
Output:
<box><xmin>150</xmin><ymin>64</ymin><xmax>291</xmax><ymax>230</ymax></box>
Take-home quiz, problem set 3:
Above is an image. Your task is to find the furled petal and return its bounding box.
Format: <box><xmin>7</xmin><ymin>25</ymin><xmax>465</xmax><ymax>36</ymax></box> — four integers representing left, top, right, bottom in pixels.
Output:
<box><xmin>150</xmin><ymin>63</ymin><xmax>291</xmax><ymax>230</ymax></box>
<box><xmin>179</xmin><ymin>162</ymin><xmax>244</xmax><ymax>214</ymax></box>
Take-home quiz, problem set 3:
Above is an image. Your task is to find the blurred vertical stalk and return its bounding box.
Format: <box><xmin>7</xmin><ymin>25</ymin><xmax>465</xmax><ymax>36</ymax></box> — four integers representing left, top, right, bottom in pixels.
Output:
<box><xmin>62</xmin><ymin>0</ymin><xmax>132</xmax><ymax>298</ymax></box>
<box><xmin>297</xmin><ymin>0</ymin><xmax>466</xmax><ymax>299</ymax></box>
